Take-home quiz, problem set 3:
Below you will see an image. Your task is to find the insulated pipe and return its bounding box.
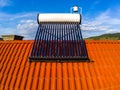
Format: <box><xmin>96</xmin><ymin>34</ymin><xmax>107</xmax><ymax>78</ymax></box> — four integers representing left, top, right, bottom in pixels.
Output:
<box><xmin>37</xmin><ymin>13</ymin><xmax>81</xmax><ymax>24</ymax></box>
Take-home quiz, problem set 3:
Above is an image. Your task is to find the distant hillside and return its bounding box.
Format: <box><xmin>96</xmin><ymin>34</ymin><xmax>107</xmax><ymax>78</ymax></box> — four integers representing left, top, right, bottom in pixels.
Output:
<box><xmin>86</xmin><ymin>33</ymin><xmax>120</xmax><ymax>40</ymax></box>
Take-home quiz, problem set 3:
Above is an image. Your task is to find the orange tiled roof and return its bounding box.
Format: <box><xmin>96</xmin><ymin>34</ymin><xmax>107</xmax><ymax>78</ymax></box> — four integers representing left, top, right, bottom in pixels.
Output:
<box><xmin>0</xmin><ymin>40</ymin><xmax>120</xmax><ymax>90</ymax></box>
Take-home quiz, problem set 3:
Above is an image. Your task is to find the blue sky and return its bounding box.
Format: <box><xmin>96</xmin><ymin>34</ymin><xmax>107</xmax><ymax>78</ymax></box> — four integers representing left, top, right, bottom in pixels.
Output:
<box><xmin>0</xmin><ymin>0</ymin><xmax>120</xmax><ymax>39</ymax></box>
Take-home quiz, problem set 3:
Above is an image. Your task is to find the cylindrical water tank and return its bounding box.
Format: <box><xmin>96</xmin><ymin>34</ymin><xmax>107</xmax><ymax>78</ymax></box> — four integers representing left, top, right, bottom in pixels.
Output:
<box><xmin>37</xmin><ymin>13</ymin><xmax>81</xmax><ymax>24</ymax></box>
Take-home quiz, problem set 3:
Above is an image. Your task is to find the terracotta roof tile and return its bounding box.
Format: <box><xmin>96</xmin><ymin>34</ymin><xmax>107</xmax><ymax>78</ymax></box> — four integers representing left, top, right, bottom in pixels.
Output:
<box><xmin>0</xmin><ymin>40</ymin><xmax>120</xmax><ymax>90</ymax></box>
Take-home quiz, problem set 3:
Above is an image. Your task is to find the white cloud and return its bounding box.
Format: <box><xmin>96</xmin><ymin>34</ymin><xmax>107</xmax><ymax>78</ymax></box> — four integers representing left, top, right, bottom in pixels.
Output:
<box><xmin>0</xmin><ymin>12</ymin><xmax>36</xmax><ymax>21</ymax></box>
<box><xmin>10</xmin><ymin>13</ymin><xmax>36</xmax><ymax>21</ymax></box>
<box><xmin>0</xmin><ymin>0</ymin><xmax>11</xmax><ymax>7</ymax></box>
<box><xmin>0</xmin><ymin>12</ymin><xmax>38</xmax><ymax>39</ymax></box>
<box><xmin>0</xmin><ymin>19</ymin><xmax>38</xmax><ymax>39</ymax></box>
<box><xmin>0</xmin><ymin>27</ymin><xmax>16</xmax><ymax>34</ymax></box>
<box><xmin>82</xmin><ymin>8</ymin><xmax>120</xmax><ymax>38</ymax></box>
<box><xmin>17</xmin><ymin>20</ymin><xmax>38</xmax><ymax>39</ymax></box>
<box><xmin>93</xmin><ymin>9</ymin><xmax>120</xmax><ymax>25</ymax></box>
